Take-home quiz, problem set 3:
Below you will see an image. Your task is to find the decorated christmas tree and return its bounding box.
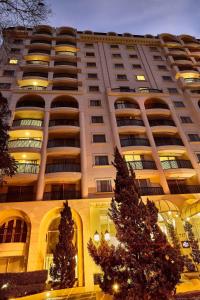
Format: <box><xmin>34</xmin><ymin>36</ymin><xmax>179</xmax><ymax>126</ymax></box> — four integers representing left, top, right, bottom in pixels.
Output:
<box><xmin>50</xmin><ymin>201</ymin><xmax>77</xmax><ymax>289</ymax></box>
<box><xmin>88</xmin><ymin>148</ymin><xmax>183</xmax><ymax>300</ymax></box>
<box><xmin>184</xmin><ymin>221</ymin><xmax>200</xmax><ymax>264</ymax></box>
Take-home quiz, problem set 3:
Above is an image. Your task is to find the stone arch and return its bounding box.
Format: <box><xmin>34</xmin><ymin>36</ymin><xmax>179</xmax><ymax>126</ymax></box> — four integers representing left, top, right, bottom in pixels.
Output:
<box><xmin>144</xmin><ymin>97</ymin><xmax>169</xmax><ymax>109</ymax></box>
<box><xmin>16</xmin><ymin>94</ymin><xmax>45</xmax><ymax>108</ymax></box>
<box><xmin>51</xmin><ymin>95</ymin><xmax>79</xmax><ymax>108</ymax></box>
<box><xmin>114</xmin><ymin>97</ymin><xmax>139</xmax><ymax>109</ymax></box>
<box><xmin>39</xmin><ymin>206</ymin><xmax>83</xmax><ymax>286</ymax></box>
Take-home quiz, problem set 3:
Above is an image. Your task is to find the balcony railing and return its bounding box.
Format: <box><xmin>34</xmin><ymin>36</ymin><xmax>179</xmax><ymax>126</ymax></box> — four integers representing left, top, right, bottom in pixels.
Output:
<box><xmin>54</xmin><ymin>61</ymin><xmax>77</xmax><ymax>67</ymax></box>
<box><xmin>184</xmin><ymin>78</ymin><xmax>200</xmax><ymax>83</ymax></box>
<box><xmin>169</xmin><ymin>185</ymin><xmax>200</xmax><ymax>194</ymax></box>
<box><xmin>53</xmin><ymin>73</ymin><xmax>77</xmax><ymax>79</ymax></box>
<box><xmin>47</xmin><ymin>139</ymin><xmax>80</xmax><ymax>148</ymax></box>
<box><xmin>28</xmin><ymin>49</ymin><xmax>50</xmax><ymax>54</ymax></box>
<box><xmin>16</xmin><ymin>102</ymin><xmax>44</xmax><ymax>108</ymax></box>
<box><xmin>55</xmin><ymin>51</ymin><xmax>76</xmax><ymax>56</ymax></box>
<box><xmin>26</xmin><ymin>60</ymin><xmax>49</xmax><ymax>66</ymax></box>
<box><xmin>51</xmin><ymin>101</ymin><xmax>78</xmax><ymax>108</ymax></box>
<box><xmin>16</xmin><ymin>163</ymin><xmax>39</xmax><ymax>174</ymax></box>
<box><xmin>49</xmin><ymin>119</ymin><xmax>79</xmax><ymax>127</ymax></box>
<box><xmin>154</xmin><ymin>137</ymin><xmax>184</xmax><ymax>146</ymax></box>
<box><xmin>52</xmin><ymin>86</ymin><xmax>78</xmax><ymax>91</ymax></box>
<box><xmin>149</xmin><ymin>119</ymin><xmax>175</xmax><ymax>126</ymax></box>
<box><xmin>23</xmin><ymin>72</ymin><xmax>48</xmax><ymax>78</ymax></box>
<box><xmin>46</xmin><ymin>163</ymin><xmax>80</xmax><ymax>173</ymax></box>
<box><xmin>111</xmin><ymin>87</ymin><xmax>136</xmax><ymax>92</ymax></box>
<box><xmin>146</xmin><ymin>103</ymin><xmax>169</xmax><ymax>109</ymax></box>
<box><xmin>0</xmin><ymin>193</ymin><xmax>35</xmax><ymax>203</ymax></box>
<box><xmin>30</xmin><ymin>40</ymin><xmax>51</xmax><ymax>45</ymax></box>
<box><xmin>115</xmin><ymin>102</ymin><xmax>139</xmax><ymax>109</ymax></box>
<box><xmin>138</xmin><ymin>88</ymin><xmax>163</xmax><ymax>93</ymax></box>
<box><xmin>138</xmin><ymin>186</ymin><xmax>164</xmax><ymax>196</ymax></box>
<box><xmin>8</xmin><ymin>139</ymin><xmax>42</xmax><ymax>149</ymax></box>
<box><xmin>43</xmin><ymin>190</ymin><xmax>81</xmax><ymax>200</ymax></box>
<box><xmin>12</xmin><ymin>119</ymin><xmax>43</xmax><ymax>127</ymax></box>
<box><xmin>120</xmin><ymin>138</ymin><xmax>150</xmax><ymax>147</ymax></box>
<box><xmin>161</xmin><ymin>160</ymin><xmax>193</xmax><ymax>170</ymax></box>
<box><xmin>117</xmin><ymin>119</ymin><xmax>144</xmax><ymax>126</ymax></box>
<box><xmin>20</xmin><ymin>86</ymin><xmax>46</xmax><ymax>91</ymax></box>
<box><xmin>127</xmin><ymin>160</ymin><xmax>157</xmax><ymax>170</ymax></box>
<box><xmin>56</xmin><ymin>41</ymin><xmax>76</xmax><ymax>46</ymax></box>
<box><xmin>33</xmin><ymin>31</ymin><xmax>52</xmax><ymax>36</ymax></box>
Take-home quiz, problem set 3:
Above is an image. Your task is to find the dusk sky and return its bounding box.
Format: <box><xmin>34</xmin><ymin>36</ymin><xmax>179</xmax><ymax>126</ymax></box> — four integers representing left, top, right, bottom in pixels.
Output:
<box><xmin>47</xmin><ymin>0</ymin><xmax>199</xmax><ymax>37</ymax></box>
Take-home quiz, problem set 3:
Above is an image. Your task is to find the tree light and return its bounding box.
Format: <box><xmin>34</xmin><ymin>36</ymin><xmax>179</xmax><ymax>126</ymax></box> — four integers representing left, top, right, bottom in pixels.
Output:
<box><xmin>94</xmin><ymin>230</ymin><xmax>100</xmax><ymax>242</ymax></box>
<box><xmin>104</xmin><ymin>230</ymin><xmax>110</xmax><ymax>241</ymax></box>
<box><xmin>1</xmin><ymin>283</ymin><xmax>8</xmax><ymax>289</ymax></box>
<box><xmin>46</xmin><ymin>291</ymin><xmax>50</xmax><ymax>297</ymax></box>
<box><xmin>112</xmin><ymin>283</ymin><xmax>119</xmax><ymax>292</ymax></box>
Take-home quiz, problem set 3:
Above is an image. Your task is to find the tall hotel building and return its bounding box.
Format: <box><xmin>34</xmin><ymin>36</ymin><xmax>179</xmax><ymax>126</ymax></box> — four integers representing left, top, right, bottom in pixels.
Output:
<box><xmin>1</xmin><ymin>25</ymin><xmax>200</xmax><ymax>291</ymax></box>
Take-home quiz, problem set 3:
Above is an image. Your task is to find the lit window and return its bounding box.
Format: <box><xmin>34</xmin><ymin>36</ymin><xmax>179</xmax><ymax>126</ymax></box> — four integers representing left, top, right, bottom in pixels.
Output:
<box><xmin>124</xmin><ymin>154</ymin><xmax>141</xmax><ymax>161</ymax></box>
<box><xmin>9</xmin><ymin>59</ymin><xmax>18</xmax><ymax>64</ymax></box>
<box><xmin>136</xmin><ymin>75</ymin><xmax>146</xmax><ymax>81</ymax></box>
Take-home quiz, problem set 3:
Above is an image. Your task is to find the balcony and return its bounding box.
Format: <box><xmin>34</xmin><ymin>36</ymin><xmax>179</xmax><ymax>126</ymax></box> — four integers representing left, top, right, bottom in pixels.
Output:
<box><xmin>53</xmin><ymin>73</ymin><xmax>78</xmax><ymax>80</ymax></box>
<box><xmin>52</xmin><ymin>85</ymin><xmax>78</xmax><ymax>91</ymax></box>
<box><xmin>8</xmin><ymin>139</ymin><xmax>42</xmax><ymax>150</ymax></box>
<box><xmin>120</xmin><ymin>138</ymin><xmax>150</xmax><ymax>147</ymax></box>
<box><xmin>138</xmin><ymin>186</ymin><xmax>164</xmax><ymax>196</ymax></box>
<box><xmin>26</xmin><ymin>60</ymin><xmax>49</xmax><ymax>66</ymax></box>
<box><xmin>51</xmin><ymin>101</ymin><xmax>78</xmax><ymax>109</ymax></box>
<box><xmin>49</xmin><ymin>119</ymin><xmax>79</xmax><ymax>134</ymax></box>
<box><xmin>23</xmin><ymin>72</ymin><xmax>48</xmax><ymax>79</ymax></box>
<box><xmin>16</xmin><ymin>163</ymin><xmax>39</xmax><ymax>174</ymax></box>
<box><xmin>12</xmin><ymin>119</ymin><xmax>43</xmax><ymax>128</ymax></box>
<box><xmin>28</xmin><ymin>49</ymin><xmax>50</xmax><ymax>55</ymax></box>
<box><xmin>111</xmin><ymin>87</ymin><xmax>135</xmax><ymax>93</ymax></box>
<box><xmin>184</xmin><ymin>78</ymin><xmax>200</xmax><ymax>88</ymax></box>
<box><xmin>161</xmin><ymin>160</ymin><xmax>195</xmax><ymax>179</ymax></box>
<box><xmin>43</xmin><ymin>190</ymin><xmax>81</xmax><ymax>200</ymax></box>
<box><xmin>115</xmin><ymin>103</ymin><xmax>138</xmax><ymax>110</ymax></box>
<box><xmin>127</xmin><ymin>160</ymin><xmax>156</xmax><ymax>170</ymax></box>
<box><xmin>149</xmin><ymin>119</ymin><xmax>177</xmax><ymax>133</ymax></box>
<box><xmin>145</xmin><ymin>103</ymin><xmax>170</xmax><ymax>116</ymax></box>
<box><xmin>0</xmin><ymin>192</ymin><xmax>35</xmax><ymax>203</ymax></box>
<box><xmin>56</xmin><ymin>41</ymin><xmax>76</xmax><ymax>46</ymax></box>
<box><xmin>30</xmin><ymin>40</ymin><xmax>52</xmax><ymax>45</ymax></box>
<box><xmin>55</xmin><ymin>51</ymin><xmax>77</xmax><ymax>57</ymax></box>
<box><xmin>138</xmin><ymin>88</ymin><xmax>163</xmax><ymax>93</ymax></box>
<box><xmin>161</xmin><ymin>160</ymin><xmax>192</xmax><ymax>169</ymax></box>
<box><xmin>155</xmin><ymin>137</ymin><xmax>183</xmax><ymax>146</ymax></box>
<box><xmin>117</xmin><ymin>119</ymin><xmax>144</xmax><ymax>127</ymax></box>
<box><xmin>169</xmin><ymin>185</ymin><xmax>200</xmax><ymax>194</ymax></box>
<box><xmin>46</xmin><ymin>163</ymin><xmax>80</xmax><ymax>173</ymax></box>
<box><xmin>117</xmin><ymin>118</ymin><xmax>145</xmax><ymax>133</ymax></box>
<box><xmin>47</xmin><ymin>139</ymin><xmax>80</xmax><ymax>155</ymax></box>
<box><xmin>54</xmin><ymin>61</ymin><xmax>77</xmax><ymax>67</ymax></box>
<box><xmin>33</xmin><ymin>31</ymin><xmax>52</xmax><ymax>37</ymax></box>
<box><xmin>48</xmin><ymin>139</ymin><xmax>80</xmax><ymax>148</ymax></box>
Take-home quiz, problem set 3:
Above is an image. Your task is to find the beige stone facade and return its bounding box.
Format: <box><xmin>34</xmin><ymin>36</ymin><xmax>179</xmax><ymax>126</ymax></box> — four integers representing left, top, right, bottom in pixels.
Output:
<box><xmin>1</xmin><ymin>26</ymin><xmax>200</xmax><ymax>291</ymax></box>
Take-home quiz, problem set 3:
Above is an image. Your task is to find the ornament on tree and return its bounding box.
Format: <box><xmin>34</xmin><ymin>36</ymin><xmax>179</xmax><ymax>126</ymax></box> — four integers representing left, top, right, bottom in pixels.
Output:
<box><xmin>50</xmin><ymin>201</ymin><xmax>77</xmax><ymax>289</ymax></box>
<box><xmin>88</xmin><ymin>148</ymin><xmax>184</xmax><ymax>300</ymax></box>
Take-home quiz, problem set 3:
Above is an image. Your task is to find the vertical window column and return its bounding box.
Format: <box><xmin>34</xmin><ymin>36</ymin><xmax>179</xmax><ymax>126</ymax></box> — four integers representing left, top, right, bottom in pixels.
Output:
<box><xmin>107</xmin><ymin>96</ymin><xmax>121</xmax><ymax>150</ymax></box>
<box><xmin>139</xmin><ymin>102</ymin><xmax>170</xmax><ymax>194</ymax></box>
<box><xmin>80</xmin><ymin>111</ymin><xmax>88</xmax><ymax>198</ymax></box>
<box><xmin>36</xmin><ymin>108</ymin><xmax>50</xmax><ymax>200</ymax></box>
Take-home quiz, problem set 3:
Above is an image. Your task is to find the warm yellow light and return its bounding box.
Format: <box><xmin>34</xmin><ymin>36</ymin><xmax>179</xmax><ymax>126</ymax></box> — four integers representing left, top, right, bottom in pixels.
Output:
<box><xmin>113</xmin><ymin>283</ymin><xmax>119</xmax><ymax>292</ymax></box>
<box><xmin>25</xmin><ymin>131</ymin><xmax>30</xmax><ymax>136</ymax></box>
<box><xmin>104</xmin><ymin>230</ymin><xmax>110</xmax><ymax>241</ymax></box>
<box><xmin>33</xmin><ymin>81</ymin><xmax>37</xmax><ymax>86</ymax></box>
<box><xmin>94</xmin><ymin>231</ymin><xmax>100</xmax><ymax>242</ymax></box>
<box><xmin>9</xmin><ymin>59</ymin><xmax>18</xmax><ymax>64</ymax></box>
<box><xmin>22</xmin><ymin>154</ymin><xmax>27</xmax><ymax>158</ymax></box>
<box><xmin>136</xmin><ymin>75</ymin><xmax>145</xmax><ymax>81</ymax></box>
<box><xmin>186</xmin><ymin>217</ymin><xmax>190</xmax><ymax>221</ymax></box>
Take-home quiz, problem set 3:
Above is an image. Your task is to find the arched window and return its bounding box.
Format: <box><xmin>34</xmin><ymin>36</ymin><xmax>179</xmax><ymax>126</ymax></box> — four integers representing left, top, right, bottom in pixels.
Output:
<box><xmin>0</xmin><ymin>219</ymin><xmax>27</xmax><ymax>243</ymax></box>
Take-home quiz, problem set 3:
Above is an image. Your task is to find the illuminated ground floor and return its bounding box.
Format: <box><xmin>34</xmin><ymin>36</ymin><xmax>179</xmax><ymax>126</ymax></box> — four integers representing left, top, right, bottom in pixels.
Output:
<box><xmin>1</xmin><ymin>194</ymin><xmax>200</xmax><ymax>292</ymax></box>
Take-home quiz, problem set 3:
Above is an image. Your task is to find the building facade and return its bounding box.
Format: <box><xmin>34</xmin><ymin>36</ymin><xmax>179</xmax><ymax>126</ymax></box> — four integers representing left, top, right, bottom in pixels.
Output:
<box><xmin>0</xmin><ymin>25</ymin><xmax>200</xmax><ymax>291</ymax></box>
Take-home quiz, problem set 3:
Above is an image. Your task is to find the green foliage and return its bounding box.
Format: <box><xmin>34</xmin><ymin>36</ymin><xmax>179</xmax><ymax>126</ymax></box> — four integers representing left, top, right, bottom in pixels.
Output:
<box><xmin>88</xmin><ymin>148</ymin><xmax>184</xmax><ymax>300</ymax></box>
<box><xmin>0</xmin><ymin>92</ymin><xmax>17</xmax><ymax>184</ymax></box>
<box><xmin>184</xmin><ymin>221</ymin><xmax>200</xmax><ymax>264</ymax></box>
<box><xmin>50</xmin><ymin>201</ymin><xmax>77</xmax><ymax>289</ymax></box>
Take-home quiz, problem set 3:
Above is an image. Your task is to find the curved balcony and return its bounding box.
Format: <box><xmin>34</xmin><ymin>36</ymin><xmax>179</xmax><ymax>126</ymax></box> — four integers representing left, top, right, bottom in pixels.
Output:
<box><xmin>184</xmin><ymin>42</ymin><xmax>200</xmax><ymax>48</ymax></box>
<box><xmin>138</xmin><ymin>88</ymin><xmax>163</xmax><ymax>94</ymax></box>
<box><xmin>0</xmin><ymin>192</ymin><xmax>35</xmax><ymax>203</ymax></box>
<box><xmin>16</xmin><ymin>163</ymin><xmax>39</xmax><ymax>174</ymax></box>
<box><xmin>45</xmin><ymin>163</ymin><xmax>81</xmax><ymax>183</ymax></box>
<box><xmin>28</xmin><ymin>49</ymin><xmax>50</xmax><ymax>55</ymax></box>
<box><xmin>6</xmin><ymin>163</ymin><xmax>39</xmax><ymax>184</ymax></box>
<box><xmin>33</xmin><ymin>31</ymin><xmax>52</xmax><ymax>37</ymax></box>
<box><xmin>138</xmin><ymin>186</ymin><xmax>164</xmax><ymax>196</ymax></box>
<box><xmin>56</xmin><ymin>41</ymin><xmax>76</xmax><ymax>47</ymax></box>
<box><xmin>128</xmin><ymin>160</ymin><xmax>156</xmax><ymax>170</ymax></box>
<box><xmin>54</xmin><ymin>61</ymin><xmax>77</xmax><ymax>67</ymax></box>
<box><xmin>43</xmin><ymin>190</ymin><xmax>81</xmax><ymax>201</ymax></box>
<box><xmin>111</xmin><ymin>87</ymin><xmax>135</xmax><ymax>93</ymax></box>
<box><xmin>115</xmin><ymin>103</ymin><xmax>140</xmax><ymax>116</ymax></box>
<box><xmin>52</xmin><ymin>73</ymin><xmax>78</xmax><ymax>83</ymax></box>
<box><xmin>23</xmin><ymin>72</ymin><xmax>48</xmax><ymax>79</ymax></box>
<box><xmin>12</xmin><ymin>119</ymin><xmax>43</xmax><ymax>129</ymax></box>
<box><xmin>51</xmin><ymin>101</ymin><xmax>79</xmax><ymax>114</ymax></box>
<box><xmin>117</xmin><ymin>118</ymin><xmax>145</xmax><ymax>133</ymax></box>
<box><xmin>168</xmin><ymin>49</ymin><xmax>186</xmax><ymax>56</ymax></box>
<box><xmin>52</xmin><ymin>85</ymin><xmax>78</xmax><ymax>91</ymax></box>
<box><xmin>30</xmin><ymin>40</ymin><xmax>52</xmax><ymax>46</ymax></box>
<box><xmin>25</xmin><ymin>60</ymin><xmax>49</xmax><ymax>67</ymax></box>
<box><xmin>149</xmin><ymin>119</ymin><xmax>177</xmax><ymax>133</ymax></box>
<box><xmin>155</xmin><ymin>137</ymin><xmax>185</xmax><ymax>155</ymax></box>
<box><xmin>169</xmin><ymin>184</ymin><xmax>200</xmax><ymax>194</ymax></box>
<box><xmin>173</xmin><ymin>59</ymin><xmax>193</xmax><ymax>66</ymax></box>
<box><xmin>8</xmin><ymin>139</ymin><xmax>42</xmax><ymax>151</ymax></box>
<box><xmin>47</xmin><ymin>139</ymin><xmax>80</xmax><ymax>155</ymax></box>
<box><xmin>145</xmin><ymin>103</ymin><xmax>170</xmax><ymax>116</ymax></box>
<box><xmin>183</xmin><ymin>77</ymin><xmax>200</xmax><ymax>88</ymax></box>
<box><xmin>161</xmin><ymin>160</ymin><xmax>195</xmax><ymax>179</ymax></box>
<box><xmin>49</xmin><ymin>119</ymin><xmax>80</xmax><ymax>134</ymax></box>
<box><xmin>120</xmin><ymin>138</ymin><xmax>150</xmax><ymax>153</ymax></box>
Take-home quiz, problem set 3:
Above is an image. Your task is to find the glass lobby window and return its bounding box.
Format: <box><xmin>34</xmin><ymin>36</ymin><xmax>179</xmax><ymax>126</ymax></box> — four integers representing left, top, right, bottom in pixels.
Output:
<box><xmin>0</xmin><ymin>219</ymin><xmax>27</xmax><ymax>243</ymax></box>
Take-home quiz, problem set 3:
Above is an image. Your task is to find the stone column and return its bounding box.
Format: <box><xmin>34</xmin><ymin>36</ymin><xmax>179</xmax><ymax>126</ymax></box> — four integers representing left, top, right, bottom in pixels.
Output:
<box><xmin>107</xmin><ymin>94</ymin><xmax>121</xmax><ymax>150</ymax></box>
<box><xmin>36</xmin><ymin>109</ymin><xmax>50</xmax><ymax>200</ymax></box>
<box><xmin>80</xmin><ymin>111</ymin><xmax>88</xmax><ymax>198</ymax></box>
<box><xmin>140</xmin><ymin>102</ymin><xmax>170</xmax><ymax>194</ymax></box>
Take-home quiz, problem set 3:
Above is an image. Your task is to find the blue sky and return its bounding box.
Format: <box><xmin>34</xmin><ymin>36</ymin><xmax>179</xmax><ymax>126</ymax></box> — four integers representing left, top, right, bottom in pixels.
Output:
<box><xmin>47</xmin><ymin>0</ymin><xmax>200</xmax><ymax>37</ymax></box>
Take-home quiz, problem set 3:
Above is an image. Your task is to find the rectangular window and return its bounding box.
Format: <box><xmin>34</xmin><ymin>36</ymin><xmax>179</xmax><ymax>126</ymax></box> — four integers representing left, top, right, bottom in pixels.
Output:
<box><xmin>110</xmin><ymin>45</ymin><xmax>119</xmax><ymax>49</ymax></box>
<box><xmin>9</xmin><ymin>59</ymin><xmax>18</xmax><ymax>64</ymax></box>
<box><xmin>91</xmin><ymin>116</ymin><xmax>104</xmax><ymax>123</ymax></box>
<box><xmin>112</xmin><ymin>53</ymin><xmax>121</xmax><ymax>58</ymax></box>
<box><xmin>168</xmin><ymin>88</ymin><xmax>178</xmax><ymax>94</ymax></box>
<box><xmin>88</xmin><ymin>73</ymin><xmax>98</xmax><ymax>79</ymax></box>
<box><xmin>114</xmin><ymin>63</ymin><xmax>124</xmax><ymax>68</ymax></box>
<box><xmin>153</xmin><ymin>55</ymin><xmax>162</xmax><ymax>60</ymax></box>
<box><xmin>0</xmin><ymin>83</ymin><xmax>11</xmax><ymax>89</ymax></box>
<box><xmin>180</xmin><ymin>116</ymin><xmax>193</xmax><ymax>123</ymax></box>
<box><xmin>93</xmin><ymin>134</ymin><xmax>106</xmax><ymax>143</ymax></box>
<box><xmin>188</xmin><ymin>134</ymin><xmax>200</xmax><ymax>141</ymax></box>
<box><xmin>90</xmin><ymin>100</ymin><xmax>101</xmax><ymax>107</ymax></box>
<box><xmin>86</xmin><ymin>52</ymin><xmax>95</xmax><ymax>57</ymax></box>
<box><xmin>89</xmin><ymin>86</ymin><xmax>99</xmax><ymax>92</ymax></box>
<box><xmin>196</xmin><ymin>153</ymin><xmax>200</xmax><ymax>162</ymax></box>
<box><xmin>158</xmin><ymin>65</ymin><xmax>167</xmax><ymax>70</ymax></box>
<box><xmin>117</xmin><ymin>74</ymin><xmax>127</xmax><ymax>80</ymax></box>
<box><xmin>129</xmin><ymin>54</ymin><xmax>138</xmax><ymax>59</ymax></box>
<box><xmin>174</xmin><ymin>101</ymin><xmax>185</xmax><ymax>107</ymax></box>
<box><xmin>3</xmin><ymin>70</ymin><xmax>15</xmax><ymax>76</ymax></box>
<box><xmin>126</xmin><ymin>45</ymin><xmax>135</xmax><ymax>50</ymax></box>
<box><xmin>87</xmin><ymin>62</ymin><xmax>96</xmax><ymax>67</ymax></box>
<box><xmin>96</xmin><ymin>179</ymin><xmax>112</xmax><ymax>192</ymax></box>
<box><xmin>162</xmin><ymin>76</ymin><xmax>172</xmax><ymax>81</ymax></box>
<box><xmin>132</xmin><ymin>64</ymin><xmax>142</xmax><ymax>69</ymax></box>
<box><xmin>85</xmin><ymin>43</ymin><xmax>94</xmax><ymax>48</ymax></box>
<box><xmin>95</xmin><ymin>156</ymin><xmax>109</xmax><ymax>166</ymax></box>
<box><xmin>136</xmin><ymin>75</ymin><xmax>146</xmax><ymax>81</ymax></box>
